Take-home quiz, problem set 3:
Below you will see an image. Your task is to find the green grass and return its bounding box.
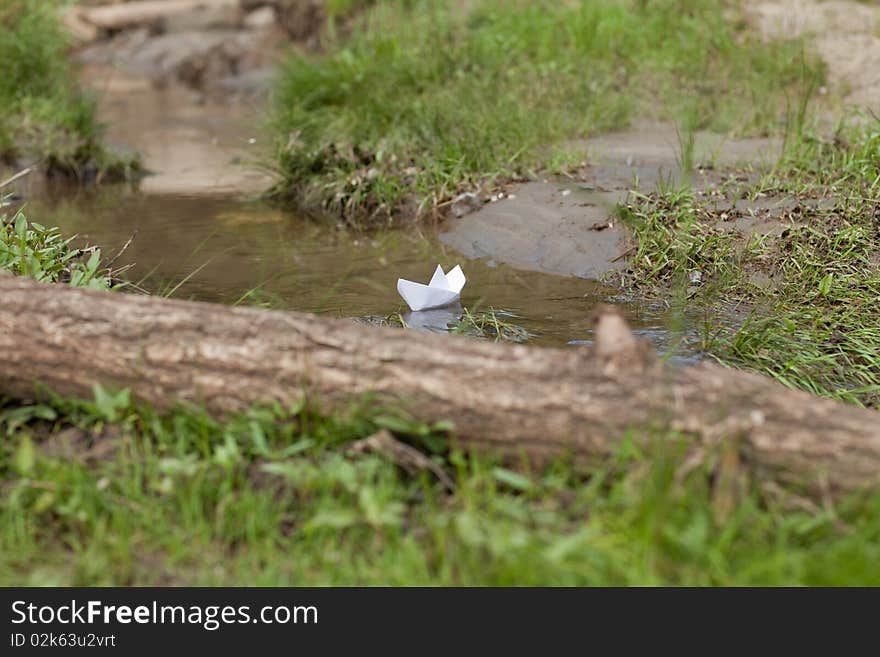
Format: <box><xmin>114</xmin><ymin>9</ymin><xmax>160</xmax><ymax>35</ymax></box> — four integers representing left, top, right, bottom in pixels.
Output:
<box><xmin>1</xmin><ymin>200</ymin><xmax>117</xmax><ymax>288</ymax></box>
<box><xmin>619</xmin><ymin>118</ymin><xmax>880</xmax><ymax>406</ymax></box>
<box><xmin>270</xmin><ymin>0</ymin><xmax>819</xmax><ymax>223</ymax></box>
<box><xmin>4</xmin><ymin>0</ymin><xmax>878</xmax><ymax>585</ymax></box>
<box><xmin>4</xmin><ymin>388</ymin><xmax>880</xmax><ymax>586</ymax></box>
<box><xmin>0</xmin><ymin>0</ymin><xmax>137</xmax><ymax>179</ymax></box>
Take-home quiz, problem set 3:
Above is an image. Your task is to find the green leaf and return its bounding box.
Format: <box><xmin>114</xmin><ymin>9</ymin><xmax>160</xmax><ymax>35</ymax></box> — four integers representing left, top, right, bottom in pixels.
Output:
<box><xmin>287</xmin><ymin>395</ymin><xmax>307</xmax><ymax>416</ymax></box>
<box><xmin>280</xmin><ymin>438</ymin><xmax>315</xmax><ymax>457</ymax></box>
<box><xmin>248</xmin><ymin>421</ymin><xmax>271</xmax><ymax>456</ymax></box>
<box><xmin>417</xmin><ymin>433</ymin><xmax>447</xmax><ymax>454</ymax></box>
<box><xmin>0</xmin><ymin>404</ymin><xmax>57</xmax><ymax>435</ymax></box>
<box><xmin>431</xmin><ymin>420</ymin><xmax>455</xmax><ymax>433</ymax></box>
<box><xmin>158</xmin><ymin>455</ymin><xmax>200</xmax><ymax>477</ymax></box>
<box><xmin>306</xmin><ymin>508</ymin><xmax>358</xmax><ymax>531</ymax></box>
<box><xmin>373</xmin><ymin>414</ymin><xmax>417</xmax><ymax>433</ymax></box>
<box><xmin>260</xmin><ymin>461</ymin><xmax>303</xmax><ymax>480</ymax></box>
<box><xmin>92</xmin><ymin>384</ymin><xmax>131</xmax><ymax>422</ymax></box>
<box><xmin>86</xmin><ymin>250</ymin><xmax>101</xmax><ymax>273</ymax></box>
<box><xmin>492</xmin><ymin>467</ymin><xmax>534</xmax><ymax>492</ymax></box>
<box><xmin>818</xmin><ymin>272</ymin><xmax>834</xmax><ymax>297</ymax></box>
<box><xmin>454</xmin><ymin>511</ymin><xmax>486</xmax><ymax>546</ymax></box>
<box><xmin>14</xmin><ymin>435</ymin><xmax>36</xmax><ymax>476</ymax></box>
<box><xmin>14</xmin><ymin>213</ymin><xmax>27</xmax><ymax>240</ymax></box>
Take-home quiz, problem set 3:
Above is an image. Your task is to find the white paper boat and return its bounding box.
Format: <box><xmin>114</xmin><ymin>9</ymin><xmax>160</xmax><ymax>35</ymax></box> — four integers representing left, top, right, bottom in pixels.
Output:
<box><xmin>397</xmin><ymin>264</ymin><xmax>466</xmax><ymax>311</ymax></box>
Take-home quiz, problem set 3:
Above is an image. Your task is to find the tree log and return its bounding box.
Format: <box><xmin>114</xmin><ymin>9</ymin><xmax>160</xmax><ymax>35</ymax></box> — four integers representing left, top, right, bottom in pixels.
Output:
<box><xmin>1</xmin><ymin>274</ymin><xmax>879</xmax><ymax>496</ymax></box>
<box><xmin>77</xmin><ymin>0</ymin><xmax>241</xmax><ymax>32</ymax></box>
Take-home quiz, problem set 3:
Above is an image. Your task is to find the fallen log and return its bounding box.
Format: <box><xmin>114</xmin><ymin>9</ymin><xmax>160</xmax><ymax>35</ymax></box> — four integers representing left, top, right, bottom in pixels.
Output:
<box><xmin>76</xmin><ymin>0</ymin><xmax>241</xmax><ymax>32</ymax></box>
<box><xmin>1</xmin><ymin>274</ymin><xmax>879</xmax><ymax>496</ymax></box>
<box><xmin>61</xmin><ymin>7</ymin><xmax>100</xmax><ymax>45</ymax></box>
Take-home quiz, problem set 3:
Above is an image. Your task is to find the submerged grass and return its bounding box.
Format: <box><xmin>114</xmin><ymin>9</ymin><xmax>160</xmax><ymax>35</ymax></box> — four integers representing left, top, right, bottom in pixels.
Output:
<box><xmin>0</xmin><ymin>0</ymin><xmax>137</xmax><ymax>179</ymax></box>
<box><xmin>620</xmin><ymin>118</ymin><xmax>880</xmax><ymax>406</ymax></box>
<box><xmin>359</xmin><ymin>306</ymin><xmax>532</xmax><ymax>342</ymax></box>
<box><xmin>4</xmin><ymin>388</ymin><xmax>880</xmax><ymax>586</ymax></box>
<box><xmin>270</xmin><ymin>0</ymin><xmax>818</xmax><ymax>223</ymax></box>
<box><xmin>449</xmin><ymin>306</ymin><xmax>532</xmax><ymax>343</ymax></box>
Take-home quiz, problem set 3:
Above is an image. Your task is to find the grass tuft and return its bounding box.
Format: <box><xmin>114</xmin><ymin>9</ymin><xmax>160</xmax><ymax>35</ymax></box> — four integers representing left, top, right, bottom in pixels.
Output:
<box><xmin>620</xmin><ymin>119</ymin><xmax>880</xmax><ymax>406</ymax></box>
<box><xmin>0</xmin><ymin>200</ymin><xmax>120</xmax><ymax>289</ymax></box>
<box><xmin>0</xmin><ymin>0</ymin><xmax>138</xmax><ymax>180</ymax></box>
<box><xmin>270</xmin><ymin>0</ymin><xmax>818</xmax><ymax>223</ymax></box>
<box><xmin>449</xmin><ymin>306</ymin><xmax>532</xmax><ymax>342</ymax></box>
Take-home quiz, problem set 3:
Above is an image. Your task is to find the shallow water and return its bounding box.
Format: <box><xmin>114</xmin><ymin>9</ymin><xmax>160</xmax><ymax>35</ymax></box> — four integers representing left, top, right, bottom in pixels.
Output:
<box><xmin>26</xmin><ymin>188</ymin><xmax>707</xmax><ymax>357</ymax></box>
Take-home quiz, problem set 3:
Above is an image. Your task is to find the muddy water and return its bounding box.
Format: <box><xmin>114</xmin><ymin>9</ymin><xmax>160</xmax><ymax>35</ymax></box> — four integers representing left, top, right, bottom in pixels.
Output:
<box><xmin>79</xmin><ymin>64</ymin><xmax>274</xmax><ymax>195</ymax></box>
<box><xmin>18</xmin><ymin>50</ymin><xmax>712</xmax><ymax>357</ymax></box>
<box><xmin>29</xmin><ymin>190</ymin><xmax>705</xmax><ymax>356</ymax></box>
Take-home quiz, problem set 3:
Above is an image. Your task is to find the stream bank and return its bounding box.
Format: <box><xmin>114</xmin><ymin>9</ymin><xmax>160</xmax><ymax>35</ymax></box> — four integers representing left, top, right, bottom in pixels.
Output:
<box><xmin>440</xmin><ymin>122</ymin><xmax>781</xmax><ymax>279</ymax></box>
<box><xmin>11</xmin><ymin>1</ymin><xmax>752</xmax><ymax>355</ymax></box>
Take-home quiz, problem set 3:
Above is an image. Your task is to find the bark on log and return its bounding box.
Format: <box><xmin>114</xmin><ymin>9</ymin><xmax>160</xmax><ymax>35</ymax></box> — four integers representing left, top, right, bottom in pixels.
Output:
<box><xmin>1</xmin><ymin>275</ymin><xmax>879</xmax><ymax>496</ymax></box>
<box><xmin>61</xmin><ymin>8</ymin><xmax>100</xmax><ymax>45</ymax></box>
<box><xmin>78</xmin><ymin>0</ymin><xmax>241</xmax><ymax>31</ymax></box>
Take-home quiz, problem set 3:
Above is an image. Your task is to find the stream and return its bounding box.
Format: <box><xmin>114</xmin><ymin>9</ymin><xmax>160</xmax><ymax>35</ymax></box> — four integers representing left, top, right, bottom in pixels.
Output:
<box><xmin>28</xmin><ymin>188</ymin><xmax>708</xmax><ymax>359</ymax></box>
<box><xmin>12</xmin><ymin>50</ymin><xmax>717</xmax><ymax>360</ymax></box>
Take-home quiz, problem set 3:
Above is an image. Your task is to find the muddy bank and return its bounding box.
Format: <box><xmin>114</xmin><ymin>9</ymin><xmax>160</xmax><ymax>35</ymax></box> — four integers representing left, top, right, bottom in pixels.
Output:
<box><xmin>73</xmin><ymin>4</ymin><xmax>281</xmax><ymax>95</ymax></box>
<box><xmin>441</xmin><ymin>0</ymin><xmax>880</xmax><ymax>281</ymax></box>
<box><xmin>67</xmin><ymin>0</ymin><xmax>369</xmax><ymax>93</ymax></box>
<box><xmin>745</xmin><ymin>0</ymin><xmax>880</xmax><ymax>111</ymax></box>
<box><xmin>79</xmin><ymin>64</ymin><xmax>273</xmax><ymax>196</ymax></box>
<box><xmin>64</xmin><ymin>1</ymin><xmax>296</xmax><ymax>195</ymax></box>
<box><xmin>441</xmin><ymin>123</ymin><xmax>781</xmax><ymax>279</ymax></box>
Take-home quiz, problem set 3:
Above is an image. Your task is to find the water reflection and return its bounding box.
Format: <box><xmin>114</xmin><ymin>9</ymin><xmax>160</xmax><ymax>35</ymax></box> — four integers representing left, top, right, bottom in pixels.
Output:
<box><xmin>403</xmin><ymin>304</ymin><xmax>464</xmax><ymax>333</ymax></box>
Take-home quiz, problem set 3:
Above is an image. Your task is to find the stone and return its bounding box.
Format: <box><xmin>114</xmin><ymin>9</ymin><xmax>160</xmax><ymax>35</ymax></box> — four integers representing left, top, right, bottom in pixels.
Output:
<box><xmin>244</xmin><ymin>6</ymin><xmax>277</xmax><ymax>30</ymax></box>
<box><xmin>450</xmin><ymin>192</ymin><xmax>483</xmax><ymax>218</ymax></box>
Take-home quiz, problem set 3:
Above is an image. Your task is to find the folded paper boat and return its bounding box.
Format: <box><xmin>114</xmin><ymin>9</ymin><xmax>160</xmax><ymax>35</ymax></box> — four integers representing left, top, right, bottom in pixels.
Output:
<box><xmin>397</xmin><ymin>264</ymin><xmax>466</xmax><ymax>312</ymax></box>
